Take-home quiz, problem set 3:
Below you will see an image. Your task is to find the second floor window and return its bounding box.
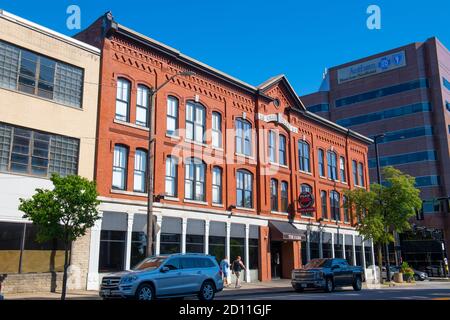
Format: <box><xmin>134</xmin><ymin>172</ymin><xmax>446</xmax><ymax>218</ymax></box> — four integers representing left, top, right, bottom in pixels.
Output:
<box><xmin>279</xmin><ymin>135</ymin><xmax>287</xmax><ymax>166</ymax></box>
<box><xmin>185</xmin><ymin>158</ymin><xmax>205</xmax><ymax>201</ymax></box>
<box><xmin>340</xmin><ymin>156</ymin><xmax>346</xmax><ymax>183</ymax></box>
<box><xmin>134</xmin><ymin>149</ymin><xmax>147</xmax><ymax>192</ymax></box>
<box><xmin>318</xmin><ymin>149</ymin><xmax>325</xmax><ymax>177</ymax></box>
<box><xmin>281</xmin><ymin>181</ymin><xmax>288</xmax><ymax>213</ymax></box>
<box><xmin>186</xmin><ymin>102</ymin><xmax>205</xmax><ymax>143</ymax></box>
<box><xmin>236</xmin><ymin>118</ymin><xmax>252</xmax><ymax>156</ymax></box>
<box><xmin>166</xmin><ymin>96</ymin><xmax>179</xmax><ymax>136</ymax></box>
<box><xmin>236</xmin><ymin>170</ymin><xmax>253</xmax><ymax>208</ymax></box>
<box><xmin>358</xmin><ymin>162</ymin><xmax>365</xmax><ymax>187</ymax></box>
<box><xmin>136</xmin><ymin>85</ymin><xmax>149</xmax><ymax>127</ymax></box>
<box><xmin>212</xmin><ymin>112</ymin><xmax>222</xmax><ymax>148</ymax></box>
<box><xmin>270</xmin><ymin>179</ymin><xmax>278</xmax><ymax>212</ymax></box>
<box><xmin>268</xmin><ymin>131</ymin><xmax>276</xmax><ymax>163</ymax></box>
<box><xmin>321</xmin><ymin>190</ymin><xmax>328</xmax><ymax>219</ymax></box>
<box><xmin>330</xmin><ymin>190</ymin><xmax>340</xmax><ymax>221</ymax></box>
<box><xmin>165</xmin><ymin>156</ymin><xmax>177</xmax><ymax>197</ymax></box>
<box><xmin>116</xmin><ymin>78</ymin><xmax>130</xmax><ymax>122</ymax></box>
<box><xmin>327</xmin><ymin>150</ymin><xmax>338</xmax><ymax>180</ymax></box>
<box><xmin>112</xmin><ymin>145</ymin><xmax>128</xmax><ymax>190</ymax></box>
<box><xmin>298</xmin><ymin>140</ymin><xmax>310</xmax><ymax>172</ymax></box>
<box><xmin>212</xmin><ymin>167</ymin><xmax>222</xmax><ymax>204</ymax></box>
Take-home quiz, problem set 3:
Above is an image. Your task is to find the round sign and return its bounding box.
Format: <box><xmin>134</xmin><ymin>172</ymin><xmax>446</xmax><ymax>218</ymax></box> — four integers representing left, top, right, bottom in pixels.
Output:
<box><xmin>299</xmin><ymin>191</ymin><xmax>314</xmax><ymax>208</ymax></box>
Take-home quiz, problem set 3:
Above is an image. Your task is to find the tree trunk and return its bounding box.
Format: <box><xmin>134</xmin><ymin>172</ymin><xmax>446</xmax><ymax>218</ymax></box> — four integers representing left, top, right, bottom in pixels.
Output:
<box><xmin>377</xmin><ymin>244</ymin><xmax>383</xmax><ymax>284</ymax></box>
<box><xmin>61</xmin><ymin>234</ymin><xmax>69</xmax><ymax>300</ymax></box>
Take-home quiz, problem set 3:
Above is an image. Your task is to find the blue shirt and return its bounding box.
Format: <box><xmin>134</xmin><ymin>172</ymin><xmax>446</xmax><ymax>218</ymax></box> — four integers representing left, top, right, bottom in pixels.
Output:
<box><xmin>220</xmin><ymin>260</ymin><xmax>229</xmax><ymax>273</ymax></box>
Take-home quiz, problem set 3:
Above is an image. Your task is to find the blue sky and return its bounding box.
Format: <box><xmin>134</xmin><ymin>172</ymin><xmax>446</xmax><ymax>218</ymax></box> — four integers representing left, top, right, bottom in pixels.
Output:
<box><xmin>1</xmin><ymin>0</ymin><xmax>449</xmax><ymax>95</ymax></box>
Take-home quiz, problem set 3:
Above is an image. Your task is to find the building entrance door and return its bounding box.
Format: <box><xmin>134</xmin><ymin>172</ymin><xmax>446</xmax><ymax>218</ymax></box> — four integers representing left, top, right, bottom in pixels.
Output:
<box><xmin>271</xmin><ymin>241</ymin><xmax>282</xmax><ymax>279</ymax></box>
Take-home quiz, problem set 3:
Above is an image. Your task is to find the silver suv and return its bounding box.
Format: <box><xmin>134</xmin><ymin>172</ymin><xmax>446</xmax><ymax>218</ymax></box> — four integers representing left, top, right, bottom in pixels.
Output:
<box><xmin>99</xmin><ymin>253</ymin><xmax>223</xmax><ymax>300</ymax></box>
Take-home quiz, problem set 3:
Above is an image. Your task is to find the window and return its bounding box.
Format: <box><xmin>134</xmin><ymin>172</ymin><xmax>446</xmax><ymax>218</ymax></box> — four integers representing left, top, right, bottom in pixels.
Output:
<box><xmin>337</xmin><ymin>102</ymin><xmax>432</xmax><ymax>127</ymax></box>
<box><xmin>99</xmin><ymin>230</ymin><xmax>126</xmax><ymax>272</ymax></box>
<box><xmin>184</xmin><ymin>158</ymin><xmax>205</xmax><ymax>201</ymax></box>
<box><xmin>186</xmin><ymin>101</ymin><xmax>206</xmax><ymax>143</ymax></box>
<box><xmin>160</xmin><ymin>233</ymin><xmax>181</xmax><ymax>254</ymax></box>
<box><xmin>327</xmin><ymin>150</ymin><xmax>338</xmax><ymax>180</ymax></box>
<box><xmin>115</xmin><ymin>78</ymin><xmax>130</xmax><ymax>121</ymax></box>
<box><xmin>320</xmin><ymin>191</ymin><xmax>328</xmax><ymax>219</ymax></box>
<box><xmin>236</xmin><ymin>170</ymin><xmax>253</xmax><ymax>208</ymax></box>
<box><xmin>268</xmin><ymin>130</ymin><xmax>276</xmax><ymax>163</ymax></box>
<box><xmin>279</xmin><ymin>135</ymin><xmax>287</xmax><ymax>165</ymax></box>
<box><xmin>130</xmin><ymin>231</ymin><xmax>147</xmax><ymax>268</ymax></box>
<box><xmin>340</xmin><ymin>156</ymin><xmax>346</xmax><ymax>183</ymax></box>
<box><xmin>298</xmin><ymin>140</ymin><xmax>310</xmax><ymax>172</ymax></box>
<box><xmin>165</xmin><ymin>156</ymin><xmax>178</xmax><ymax>197</ymax></box>
<box><xmin>270</xmin><ymin>179</ymin><xmax>278</xmax><ymax>212</ymax></box>
<box><xmin>306</xmin><ymin>103</ymin><xmax>329</xmax><ymax>113</ymax></box>
<box><xmin>357</xmin><ymin>163</ymin><xmax>365</xmax><ymax>187</ymax></box>
<box><xmin>212</xmin><ymin>112</ymin><xmax>222</xmax><ymax>148</ymax></box>
<box><xmin>281</xmin><ymin>181</ymin><xmax>288</xmax><ymax>213</ymax></box>
<box><xmin>318</xmin><ymin>149</ymin><xmax>325</xmax><ymax>176</ymax></box>
<box><xmin>212</xmin><ymin>167</ymin><xmax>222</xmax><ymax>204</ymax></box>
<box><xmin>343</xmin><ymin>195</ymin><xmax>349</xmax><ymax>223</ymax></box>
<box><xmin>136</xmin><ymin>85</ymin><xmax>149</xmax><ymax>127</ymax></box>
<box><xmin>133</xmin><ymin>149</ymin><xmax>147</xmax><ymax>192</ymax></box>
<box><xmin>368</xmin><ymin>150</ymin><xmax>438</xmax><ymax>168</ymax></box>
<box><xmin>335</xmin><ymin>79</ymin><xmax>429</xmax><ymax>107</ymax></box>
<box><xmin>112</xmin><ymin>145</ymin><xmax>128</xmax><ymax>190</ymax></box>
<box><xmin>443</xmin><ymin>77</ymin><xmax>450</xmax><ymax>91</ymax></box>
<box><xmin>166</xmin><ymin>96</ymin><xmax>179</xmax><ymax>136</ymax></box>
<box><xmin>0</xmin><ymin>40</ymin><xmax>84</xmax><ymax>108</ymax></box>
<box><xmin>186</xmin><ymin>235</ymin><xmax>204</xmax><ymax>253</ymax></box>
<box><xmin>415</xmin><ymin>175</ymin><xmax>440</xmax><ymax>187</ymax></box>
<box><xmin>330</xmin><ymin>191</ymin><xmax>340</xmax><ymax>221</ymax></box>
<box><xmin>236</xmin><ymin>118</ymin><xmax>252</xmax><ymax>156</ymax></box>
<box><xmin>352</xmin><ymin>160</ymin><xmax>358</xmax><ymax>186</ymax></box>
<box><xmin>374</xmin><ymin>126</ymin><xmax>433</xmax><ymax>144</ymax></box>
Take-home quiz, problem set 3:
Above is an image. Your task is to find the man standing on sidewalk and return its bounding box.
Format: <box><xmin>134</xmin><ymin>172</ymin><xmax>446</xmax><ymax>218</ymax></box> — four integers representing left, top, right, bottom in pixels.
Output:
<box><xmin>232</xmin><ymin>256</ymin><xmax>246</xmax><ymax>288</ymax></box>
<box><xmin>220</xmin><ymin>257</ymin><xmax>230</xmax><ymax>287</ymax></box>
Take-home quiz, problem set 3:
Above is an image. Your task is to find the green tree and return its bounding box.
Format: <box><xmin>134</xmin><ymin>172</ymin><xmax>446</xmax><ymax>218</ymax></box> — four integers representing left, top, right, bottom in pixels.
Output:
<box><xmin>19</xmin><ymin>174</ymin><xmax>100</xmax><ymax>300</ymax></box>
<box><xmin>344</xmin><ymin>166</ymin><xmax>422</xmax><ymax>281</ymax></box>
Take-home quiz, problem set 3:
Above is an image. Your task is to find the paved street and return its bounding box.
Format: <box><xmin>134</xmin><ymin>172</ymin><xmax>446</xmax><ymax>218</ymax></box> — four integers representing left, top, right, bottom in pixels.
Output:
<box><xmin>3</xmin><ymin>280</ymin><xmax>450</xmax><ymax>300</ymax></box>
<box><xmin>215</xmin><ymin>281</ymin><xmax>450</xmax><ymax>300</ymax></box>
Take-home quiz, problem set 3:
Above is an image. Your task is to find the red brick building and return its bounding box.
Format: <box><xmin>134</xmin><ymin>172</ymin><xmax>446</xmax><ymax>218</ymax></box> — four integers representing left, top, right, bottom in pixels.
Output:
<box><xmin>75</xmin><ymin>12</ymin><xmax>374</xmax><ymax>289</ymax></box>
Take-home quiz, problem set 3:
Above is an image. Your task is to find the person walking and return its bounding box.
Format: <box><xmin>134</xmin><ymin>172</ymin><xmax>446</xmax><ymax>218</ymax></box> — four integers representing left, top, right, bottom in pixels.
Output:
<box><xmin>220</xmin><ymin>257</ymin><xmax>230</xmax><ymax>287</ymax></box>
<box><xmin>231</xmin><ymin>256</ymin><xmax>246</xmax><ymax>288</ymax></box>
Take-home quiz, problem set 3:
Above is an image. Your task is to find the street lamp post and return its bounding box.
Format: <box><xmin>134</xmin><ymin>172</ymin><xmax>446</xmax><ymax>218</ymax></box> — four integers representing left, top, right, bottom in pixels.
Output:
<box><xmin>146</xmin><ymin>71</ymin><xmax>195</xmax><ymax>257</ymax></box>
<box><xmin>374</xmin><ymin>133</ymin><xmax>392</xmax><ymax>282</ymax></box>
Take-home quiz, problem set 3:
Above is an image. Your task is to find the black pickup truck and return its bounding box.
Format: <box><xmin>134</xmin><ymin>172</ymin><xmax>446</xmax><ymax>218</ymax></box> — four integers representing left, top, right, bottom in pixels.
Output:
<box><xmin>291</xmin><ymin>258</ymin><xmax>364</xmax><ymax>293</ymax></box>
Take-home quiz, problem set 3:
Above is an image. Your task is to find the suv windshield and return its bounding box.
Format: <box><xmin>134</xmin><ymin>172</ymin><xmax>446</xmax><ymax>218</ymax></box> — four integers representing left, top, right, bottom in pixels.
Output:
<box><xmin>303</xmin><ymin>259</ymin><xmax>332</xmax><ymax>269</ymax></box>
<box><xmin>132</xmin><ymin>257</ymin><xmax>167</xmax><ymax>271</ymax></box>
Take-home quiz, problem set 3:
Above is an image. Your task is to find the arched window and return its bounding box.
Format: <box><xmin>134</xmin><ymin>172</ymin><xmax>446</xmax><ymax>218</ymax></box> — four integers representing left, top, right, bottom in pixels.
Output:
<box><xmin>186</xmin><ymin>101</ymin><xmax>206</xmax><ymax>143</ymax></box>
<box><xmin>270</xmin><ymin>179</ymin><xmax>278</xmax><ymax>211</ymax></box>
<box><xmin>136</xmin><ymin>85</ymin><xmax>149</xmax><ymax>127</ymax></box>
<box><xmin>185</xmin><ymin>158</ymin><xmax>206</xmax><ymax>201</ymax></box>
<box><xmin>212</xmin><ymin>166</ymin><xmax>222</xmax><ymax>204</ymax></box>
<box><xmin>235</xmin><ymin>118</ymin><xmax>252</xmax><ymax>156</ymax></box>
<box><xmin>358</xmin><ymin>162</ymin><xmax>365</xmax><ymax>187</ymax></box>
<box><xmin>165</xmin><ymin>156</ymin><xmax>178</xmax><ymax>197</ymax></box>
<box><xmin>236</xmin><ymin>169</ymin><xmax>253</xmax><ymax>208</ymax></box>
<box><xmin>268</xmin><ymin>130</ymin><xmax>276</xmax><ymax>163</ymax></box>
<box><xmin>212</xmin><ymin>112</ymin><xmax>222</xmax><ymax>148</ymax></box>
<box><xmin>330</xmin><ymin>190</ymin><xmax>340</xmax><ymax>221</ymax></box>
<box><xmin>320</xmin><ymin>190</ymin><xmax>328</xmax><ymax>219</ymax></box>
<box><xmin>281</xmin><ymin>181</ymin><xmax>289</xmax><ymax>213</ymax></box>
<box><xmin>166</xmin><ymin>96</ymin><xmax>179</xmax><ymax>136</ymax></box>
<box><xmin>115</xmin><ymin>78</ymin><xmax>131</xmax><ymax>122</ymax></box>
<box><xmin>112</xmin><ymin>144</ymin><xmax>128</xmax><ymax>190</ymax></box>
<box><xmin>318</xmin><ymin>149</ymin><xmax>325</xmax><ymax>176</ymax></box>
<box><xmin>298</xmin><ymin>140</ymin><xmax>310</xmax><ymax>172</ymax></box>
<box><xmin>340</xmin><ymin>156</ymin><xmax>346</xmax><ymax>183</ymax></box>
<box><xmin>134</xmin><ymin>149</ymin><xmax>147</xmax><ymax>192</ymax></box>
<box><xmin>327</xmin><ymin>150</ymin><xmax>338</xmax><ymax>180</ymax></box>
<box><xmin>279</xmin><ymin>135</ymin><xmax>287</xmax><ymax>166</ymax></box>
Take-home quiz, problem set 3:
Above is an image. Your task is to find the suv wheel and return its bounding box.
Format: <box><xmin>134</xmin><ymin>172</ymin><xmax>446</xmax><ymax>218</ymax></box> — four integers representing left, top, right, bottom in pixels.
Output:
<box><xmin>352</xmin><ymin>276</ymin><xmax>362</xmax><ymax>291</ymax></box>
<box><xmin>136</xmin><ymin>283</ymin><xmax>155</xmax><ymax>301</ymax></box>
<box><xmin>198</xmin><ymin>281</ymin><xmax>215</xmax><ymax>301</ymax></box>
<box><xmin>324</xmin><ymin>278</ymin><xmax>334</xmax><ymax>293</ymax></box>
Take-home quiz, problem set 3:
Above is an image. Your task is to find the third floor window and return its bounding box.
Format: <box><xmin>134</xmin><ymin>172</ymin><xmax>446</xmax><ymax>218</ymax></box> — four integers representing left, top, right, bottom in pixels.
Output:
<box><xmin>115</xmin><ymin>78</ymin><xmax>130</xmax><ymax>122</ymax></box>
<box><xmin>212</xmin><ymin>112</ymin><xmax>222</xmax><ymax>148</ymax></box>
<box><xmin>186</xmin><ymin>102</ymin><xmax>206</xmax><ymax>143</ymax></box>
<box><xmin>327</xmin><ymin>150</ymin><xmax>338</xmax><ymax>180</ymax></box>
<box><xmin>136</xmin><ymin>85</ymin><xmax>149</xmax><ymax>127</ymax></box>
<box><xmin>166</xmin><ymin>96</ymin><xmax>179</xmax><ymax>136</ymax></box>
<box><xmin>235</xmin><ymin>118</ymin><xmax>252</xmax><ymax>156</ymax></box>
<box><xmin>298</xmin><ymin>140</ymin><xmax>310</xmax><ymax>172</ymax></box>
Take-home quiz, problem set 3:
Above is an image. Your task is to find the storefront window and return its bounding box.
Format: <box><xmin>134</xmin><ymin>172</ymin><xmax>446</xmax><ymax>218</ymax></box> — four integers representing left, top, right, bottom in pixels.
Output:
<box><xmin>345</xmin><ymin>235</ymin><xmax>353</xmax><ymax>265</ymax></box>
<box><xmin>186</xmin><ymin>234</ymin><xmax>204</xmax><ymax>253</ymax></box>
<box><xmin>0</xmin><ymin>222</ymin><xmax>24</xmax><ymax>273</ymax></box>
<box><xmin>230</xmin><ymin>237</ymin><xmax>245</xmax><ymax>262</ymax></box>
<box><xmin>209</xmin><ymin>236</ymin><xmax>225</xmax><ymax>263</ymax></box>
<box><xmin>322</xmin><ymin>232</ymin><xmax>333</xmax><ymax>258</ymax></box>
<box><xmin>99</xmin><ymin>230</ymin><xmax>126</xmax><ymax>272</ymax></box>
<box><xmin>364</xmin><ymin>242</ymin><xmax>373</xmax><ymax>266</ymax></box>
<box><xmin>310</xmin><ymin>231</ymin><xmax>320</xmax><ymax>260</ymax></box>
<box><xmin>334</xmin><ymin>234</ymin><xmax>343</xmax><ymax>259</ymax></box>
<box><xmin>130</xmin><ymin>231</ymin><xmax>147</xmax><ymax>268</ymax></box>
<box><xmin>160</xmin><ymin>233</ymin><xmax>181</xmax><ymax>254</ymax></box>
<box><xmin>249</xmin><ymin>239</ymin><xmax>258</xmax><ymax>270</ymax></box>
<box><xmin>301</xmin><ymin>240</ymin><xmax>307</xmax><ymax>265</ymax></box>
